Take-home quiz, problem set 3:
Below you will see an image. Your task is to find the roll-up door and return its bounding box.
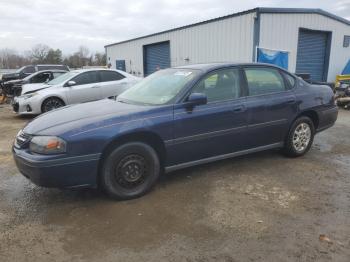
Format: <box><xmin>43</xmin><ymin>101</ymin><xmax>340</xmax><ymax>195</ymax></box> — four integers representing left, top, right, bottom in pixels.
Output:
<box><xmin>143</xmin><ymin>41</ymin><xmax>170</xmax><ymax>76</ymax></box>
<box><xmin>296</xmin><ymin>29</ymin><xmax>331</xmax><ymax>82</ymax></box>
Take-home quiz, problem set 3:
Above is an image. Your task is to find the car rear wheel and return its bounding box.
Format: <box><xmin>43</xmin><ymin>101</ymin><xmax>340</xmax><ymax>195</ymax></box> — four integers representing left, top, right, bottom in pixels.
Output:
<box><xmin>41</xmin><ymin>97</ymin><xmax>65</xmax><ymax>113</ymax></box>
<box><xmin>100</xmin><ymin>142</ymin><xmax>160</xmax><ymax>200</ymax></box>
<box><xmin>284</xmin><ymin>116</ymin><xmax>315</xmax><ymax>157</ymax></box>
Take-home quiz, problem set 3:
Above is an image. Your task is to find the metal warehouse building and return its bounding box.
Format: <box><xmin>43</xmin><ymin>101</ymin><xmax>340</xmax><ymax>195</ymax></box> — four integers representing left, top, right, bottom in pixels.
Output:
<box><xmin>105</xmin><ymin>7</ymin><xmax>350</xmax><ymax>82</ymax></box>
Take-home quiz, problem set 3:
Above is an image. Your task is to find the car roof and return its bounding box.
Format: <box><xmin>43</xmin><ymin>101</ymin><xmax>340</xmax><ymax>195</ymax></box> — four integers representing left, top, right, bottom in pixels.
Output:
<box><xmin>35</xmin><ymin>69</ymin><xmax>68</xmax><ymax>73</ymax></box>
<box><xmin>28</xmin><ymin>69</ymin><xmax>67</xmax><ymax>76</ymax></box>
<box><xmin>71</xmin><ymin>68</ymin><xmax>121</xmax><ymax>73</ymax></box>
<box><xmin>35</xmin><ymin>64</ymin><xmax>67</xmax><ymax>67</ymax></box>
<box><xmin>174</xmin><ymin>62</ymin><xmax>288</xmax><ymax>73</ymax></box>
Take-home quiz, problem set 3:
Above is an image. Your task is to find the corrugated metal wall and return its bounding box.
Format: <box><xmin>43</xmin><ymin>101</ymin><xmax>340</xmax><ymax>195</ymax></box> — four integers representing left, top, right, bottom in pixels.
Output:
<box><xmin>106</xmin><ymin>12</ymin><xmax>256</xmax><ymax>77</ymax></box>
<box><xmin>259</xmin><ymin>13</ymin><xmax>350</xmax><ymax>82</ymax></box>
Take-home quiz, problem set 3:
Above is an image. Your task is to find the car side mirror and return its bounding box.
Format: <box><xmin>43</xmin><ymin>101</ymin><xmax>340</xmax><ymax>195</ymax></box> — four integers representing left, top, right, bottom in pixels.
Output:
<box><xmin>186</xmin><ymin>93</ymin><xmax>207</xmax><ymax>106</ymax></box>
<box><xmin>66</xmin><ymin>80</ymin><xmax>76</xmax><ymax>87</ymax></box>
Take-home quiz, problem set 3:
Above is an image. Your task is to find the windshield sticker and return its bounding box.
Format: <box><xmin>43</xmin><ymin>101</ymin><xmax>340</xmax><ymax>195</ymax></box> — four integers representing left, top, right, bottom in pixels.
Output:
<box><xmin>174</xmin><ymin>71</ymin><xmax>192</xmax><ymax>77</ymax></box>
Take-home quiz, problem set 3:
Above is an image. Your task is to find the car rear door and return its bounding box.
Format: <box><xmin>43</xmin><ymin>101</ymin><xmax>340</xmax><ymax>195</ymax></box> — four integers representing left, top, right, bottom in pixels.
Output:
<box><xmin>243</xmin><ymin>66</ymin><xmax>298</xmax><ymax>148</ymax></box>
<box><xmin>65</xmin><ymin>71</ymin><xmax>102</xmax><ymax>104</ymax></box>
<box><xmin>169</xmin><ymin>67</ymin><xmax>248</xmax><ymax>166</ymax></box>
<box><xmin>98</xmin><ymin>71</ymin><xmax>130</xmax><ymax>98</ymax></box>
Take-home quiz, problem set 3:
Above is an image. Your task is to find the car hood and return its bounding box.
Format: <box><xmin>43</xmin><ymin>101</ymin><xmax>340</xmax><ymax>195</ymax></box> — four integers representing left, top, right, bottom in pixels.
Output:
<box><xmin>23</xmin><ymin>99</ymin><xmax>165</xmax><ymax>136</ymax></box>
<box><xmin>5</xmin><ymin>79</ymin><xmax>22</xmax><ymax>84</ymax></box>
<box><xmin>21</xmin><ymin>83</ymin><xmax>50</xmax><ymax>94</ymax></box>
<box><xmin>2</xmin><ymin>72</ymin><xmax>19</xmax><ymax>80</ymax></box>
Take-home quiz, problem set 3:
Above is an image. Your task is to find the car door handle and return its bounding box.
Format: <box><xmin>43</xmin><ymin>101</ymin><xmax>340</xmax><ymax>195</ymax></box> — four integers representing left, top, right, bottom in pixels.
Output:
<box><xmin>287</xmin><ymin>99</ymin><xmax>296</xmax><ymax>104</ymax></box>
<box><xmin>232</xmin><ymin>105</ymin><xmax>246</xmax><ymax>113</ymax></box>
<box><xmin>91</xmin><ymin>85</ymin><xmax>100</xmax><ymax>88</ymax></box>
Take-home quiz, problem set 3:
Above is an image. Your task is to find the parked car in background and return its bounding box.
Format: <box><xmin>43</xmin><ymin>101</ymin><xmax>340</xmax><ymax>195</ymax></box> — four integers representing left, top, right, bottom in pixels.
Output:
<box><xmin>3</xmin><ymin>70</ymin><xmax>67</xmax><ymax>97</ymax></box>
<box><xmin>12</xmin><ymin>69</ymin><xmax>139</xmax><ymax>115</ymax></box>
<box><xmin>12</xmin><ymin>63</ymin><xmax>338</xmax><ymax>200</ymax></box>
<box><xmin>1</xmin><ymin>64</ymin><xmax>69</xmax><ymax>82</ymax></box>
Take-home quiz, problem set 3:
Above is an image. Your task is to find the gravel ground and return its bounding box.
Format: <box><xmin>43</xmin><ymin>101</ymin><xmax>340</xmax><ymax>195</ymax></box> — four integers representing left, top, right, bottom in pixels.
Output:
<box><xmin>0</xmin><ymin>104</ymin><xmax>349</xmax><ymax>262</ymax></box>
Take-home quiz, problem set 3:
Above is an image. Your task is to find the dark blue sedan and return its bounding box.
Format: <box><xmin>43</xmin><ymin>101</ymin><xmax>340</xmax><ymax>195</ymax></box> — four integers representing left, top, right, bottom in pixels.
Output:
<box><xmin>13</xmin><ymin>63</ymin><xmax>338</xmax><ymax>199</ymax></box>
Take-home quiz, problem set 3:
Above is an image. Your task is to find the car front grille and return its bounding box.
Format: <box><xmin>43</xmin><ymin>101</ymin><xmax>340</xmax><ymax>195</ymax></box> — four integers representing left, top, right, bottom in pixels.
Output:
<box><xmin>15</xmin><ymin>131</ymin><xmax>31</xmax><ymax>148</ymax></box>
<box><xmin>13</xmin><ymin>82</ymin><xmax>23</xmax><ymax>96</ymax></box>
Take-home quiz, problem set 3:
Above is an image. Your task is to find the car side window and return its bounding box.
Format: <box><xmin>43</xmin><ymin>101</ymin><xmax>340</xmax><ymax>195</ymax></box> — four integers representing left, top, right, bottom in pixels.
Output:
<box><xmin>281</xmin><ymin>71</ymin><xmax>296</xmax><ymax>89</ymax></box>
<box><xmin>72</xmin><ymin>72</ymin><xmax>99</xmax><ymax>85</ymax></box>
<box><xmin>23</xmin><ymin>66</ymin><xmax>35</xmax><ymax>74</ymax></box>
<box><xmin>99</xmin><ymin>71</ymin><xmax>125</xmax><ymax>82</ymax></box>
<box><xmin>191</xmin><ymin>68</ymin><xmax>241</xmax><ymax>102</ymax></box>
<box><xmin>37</xmin><ymin>66</ymin><xmax>47</xmax><ymax>71</ymax></box>
<box><xmin>244</xmin><ymin>68</ymin><xmax>286</xmax><ymax>96</ymax></box>
<box><xmin>30</xmin><ymin>72</ymin><xmax>51</xmax><ymax>83</ymax></box>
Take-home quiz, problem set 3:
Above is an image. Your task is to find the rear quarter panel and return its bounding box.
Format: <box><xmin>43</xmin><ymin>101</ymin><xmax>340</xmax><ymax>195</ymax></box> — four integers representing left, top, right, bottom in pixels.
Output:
<box><xmin>294</xmin><ymin>79</ymin><xmax>337</xmax><ymax>131</ymax></box>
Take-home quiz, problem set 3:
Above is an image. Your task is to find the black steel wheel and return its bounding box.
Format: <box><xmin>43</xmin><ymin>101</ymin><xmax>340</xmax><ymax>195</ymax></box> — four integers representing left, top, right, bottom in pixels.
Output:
<box><xmin>101</xmin><ymin>142</ymin><xmax>160</xmax><ymax>200</ymax></box>
<box><xmin>41</xmin><ymin>97</ymin><xmax>65</xmax><ymax>113</ymax></box>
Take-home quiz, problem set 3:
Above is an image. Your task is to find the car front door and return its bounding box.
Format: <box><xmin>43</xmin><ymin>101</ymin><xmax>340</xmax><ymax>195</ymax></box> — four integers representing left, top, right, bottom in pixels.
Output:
<box><xmin>65</xmin><ymin>71</ymin><xmax>102</xmax><ymax>104</ymax></box>
<box><xmin>169</xmin><ymin>67</ymin><xmax>248</xmax><ymax>166</ymax></box>
<box><xmin>243</xmin><ymin>66</ymin><xmax>298</xmax><ymax>148</ymax></box>
<box><xmin>98</xmin><ymin>71</ymin><xmax>129</xmax><ymax>97</ymax></box>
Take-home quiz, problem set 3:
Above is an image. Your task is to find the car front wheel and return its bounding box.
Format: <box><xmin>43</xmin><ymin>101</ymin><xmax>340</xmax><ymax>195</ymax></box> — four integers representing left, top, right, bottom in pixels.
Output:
<box><xmin>41</xmin><ymin>97</ymin><xmax>65</xmax><ymax>113</ymax></box>
<box><xmin>284</xmin><ymin>116</ymin><xmax>315</xmax><ymax>157</ymax></box>
<box><xmin>100</xmin><ymin>142</ymin><xmax>160</xmax><ymax>200</ymax></box>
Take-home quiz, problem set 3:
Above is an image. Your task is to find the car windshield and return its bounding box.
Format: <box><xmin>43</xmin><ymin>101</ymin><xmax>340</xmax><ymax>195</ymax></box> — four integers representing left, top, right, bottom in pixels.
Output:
<box><xmin>15</xmin><ymin>66</ymin><xmax>25</xmax><ymax>73</ymax></box>
<box><xmin>23</xmin><ymin>72</ymin><xmax>39</xmax><ymax>81</ymax></box>
<box><xmin>117</xmin><ymin>69</ymin><xmax>199</xmax><ymax>105</ymax></box>
<box><xmin>47</xmin><ymin>71</ymin><xmax>78</xmax><ymax>85</ymax></box>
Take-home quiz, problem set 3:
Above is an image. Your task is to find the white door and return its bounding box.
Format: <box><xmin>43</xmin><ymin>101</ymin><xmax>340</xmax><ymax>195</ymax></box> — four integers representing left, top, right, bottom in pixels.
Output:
<box><xmin>98</xmin><ymin>71</ymin><xmax>131</xmax><ymax>98</ymax></box>
<box><xmin>65</xmin><ymin>71</ymin><xmax>102</xmax><ymax>104</ymax></box>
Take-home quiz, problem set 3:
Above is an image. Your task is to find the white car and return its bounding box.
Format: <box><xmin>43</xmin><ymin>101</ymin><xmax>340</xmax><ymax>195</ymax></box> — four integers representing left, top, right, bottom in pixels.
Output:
<box><xmin>12</xmin><ymin>69</ymin><xmax>140</xmax><ymax>115</ymax></box>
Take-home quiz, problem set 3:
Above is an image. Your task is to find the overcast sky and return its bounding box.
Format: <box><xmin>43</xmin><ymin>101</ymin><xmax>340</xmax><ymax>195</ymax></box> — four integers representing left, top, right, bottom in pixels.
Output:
<box><xmin>0</xmin><ymin>0</ymin><xmax>349</xmax><ymax>55</ymax></box>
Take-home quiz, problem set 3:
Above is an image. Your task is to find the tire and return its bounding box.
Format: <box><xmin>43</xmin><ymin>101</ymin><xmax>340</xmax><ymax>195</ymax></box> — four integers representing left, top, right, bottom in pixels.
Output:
<box><xmin>283</xmin><ymin>116</ymin><xmax>315</xmax><ymax>157</ymax></box>
<box><xmin>100</xmin><ymin>142</ymin><xmax>160</xmax><ymax>200</ymax></box>
<box><xmin>41</xmin><ymin>97</ymin><xmax>65</xmax><ymax>113</ymax></box>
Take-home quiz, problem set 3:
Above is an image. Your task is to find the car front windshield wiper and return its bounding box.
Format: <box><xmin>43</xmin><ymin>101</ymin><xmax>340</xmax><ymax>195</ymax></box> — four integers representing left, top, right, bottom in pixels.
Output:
<box><xmin>117</xmin><ymin>97</ymin><xmax>154</xmax><ymax>106</ymax></box>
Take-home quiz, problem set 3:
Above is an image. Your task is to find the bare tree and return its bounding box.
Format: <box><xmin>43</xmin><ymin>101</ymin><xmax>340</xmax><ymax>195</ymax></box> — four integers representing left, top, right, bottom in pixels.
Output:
<box><xmin>30</xmin><ymin>44</ymin><xmax>50</xmax><ymax>63</ymax></box>
<box><xmin>0</xmin><ymin>44</ymin><xmax>105</xmax><ymax>69</ymax></box>
<box><xmin>0</xmin><ymin>49</ymin><xmax>31</xmax><ymax>69</ymax></box>
<box><xmin>78</xmin><ymin>46</ymin><xmax>90</xmax><ymax>59</ymax></box>
<box><xmin>76</xmin><ymin>46</ymin><xmax>89</xmax><ymax>66</ymax></box>
<box><xmin>93</xmin><ymin>52</ymin><xmax>106</xmax><ymax>66</ymax></box>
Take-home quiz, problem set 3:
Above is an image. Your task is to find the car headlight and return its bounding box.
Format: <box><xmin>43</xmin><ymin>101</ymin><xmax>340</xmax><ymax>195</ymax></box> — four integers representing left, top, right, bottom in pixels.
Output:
<box><xmin>29</xmin><ymin>136</ymin><xmax>66</xmax><ymax>154</ymax></box>
<box><xmin>22</xmin><ymin>92</ymin><xmax>38</xmax><ymax>99</ymax></box>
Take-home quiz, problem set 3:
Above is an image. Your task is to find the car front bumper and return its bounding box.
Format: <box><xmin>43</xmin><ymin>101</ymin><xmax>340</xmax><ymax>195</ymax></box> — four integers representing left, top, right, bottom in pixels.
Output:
<box><xmin>13</xmin><ymin>147</ymin><xmax>101</xmax><ymax>188</ymax></box>
<box><xmin>12</xmin><ymin>96</ymin><xmax>41</xmax><ymax>115</ymax></box>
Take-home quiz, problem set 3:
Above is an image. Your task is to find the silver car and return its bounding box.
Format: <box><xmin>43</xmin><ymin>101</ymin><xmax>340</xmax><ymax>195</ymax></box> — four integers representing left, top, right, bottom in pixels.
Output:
<box><xmin>12</xmin><ymin>69</ymin><xmax>140</xmax><ymax>115</ymax></box>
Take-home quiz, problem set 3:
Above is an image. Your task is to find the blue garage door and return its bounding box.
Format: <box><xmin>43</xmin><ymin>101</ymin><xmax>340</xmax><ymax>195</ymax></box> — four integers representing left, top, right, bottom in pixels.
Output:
<box><xmin>144</xmin><ymin>41</ymin><xmax>170</xmax><ymax>76</ymax></box>
<box><xmin>296</xmin><ymin>29</ymin><xmax>330</xmax><ymax>82</ymax></box>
